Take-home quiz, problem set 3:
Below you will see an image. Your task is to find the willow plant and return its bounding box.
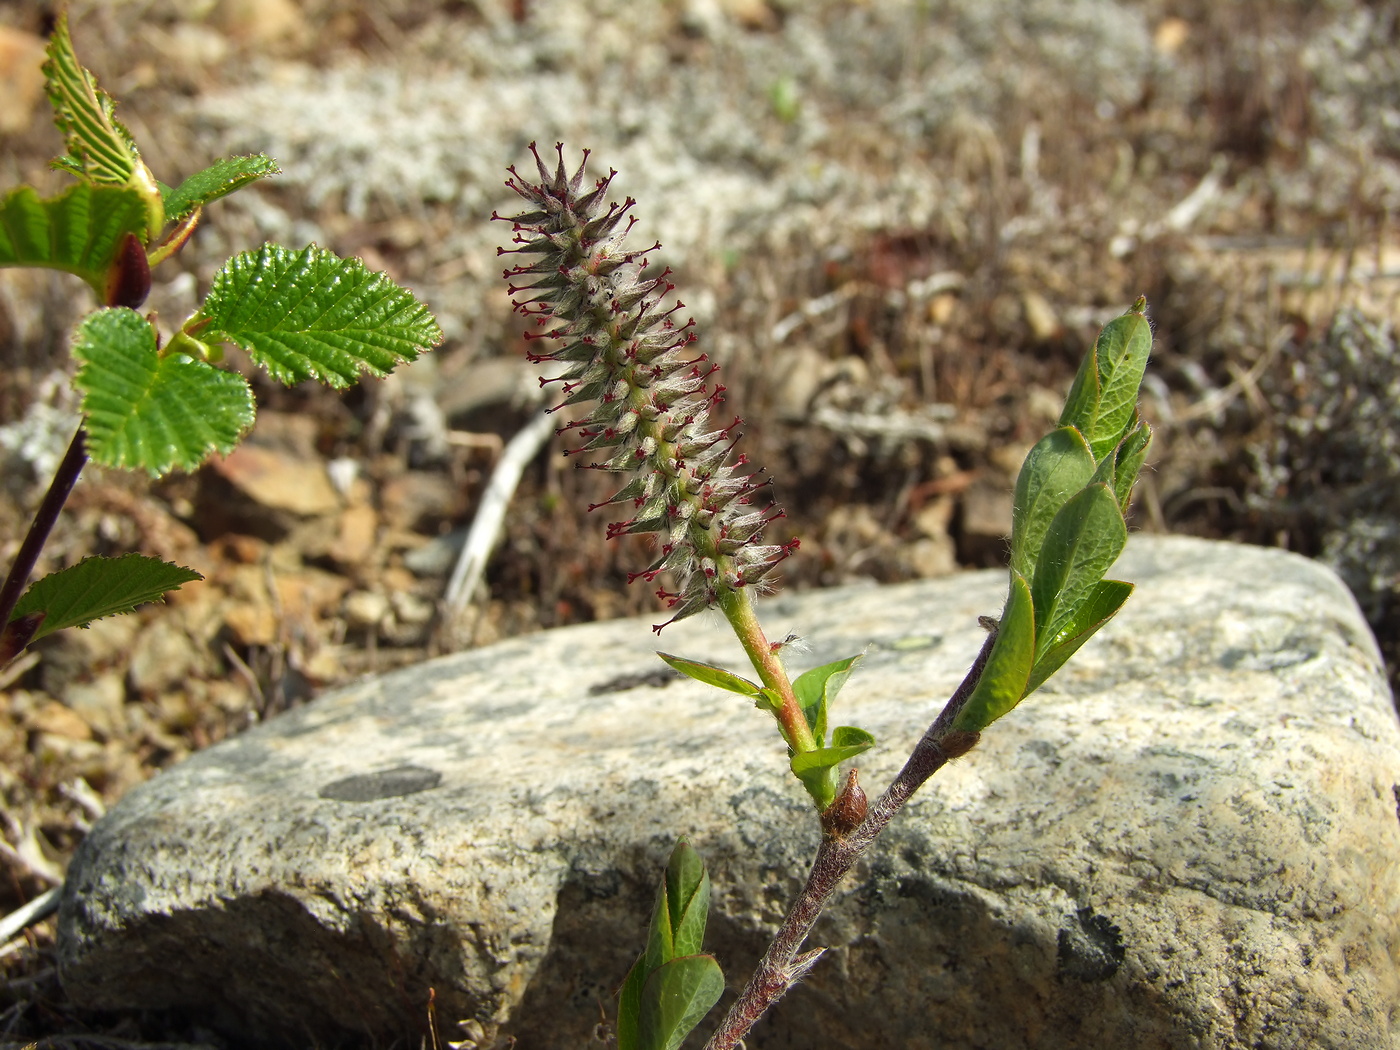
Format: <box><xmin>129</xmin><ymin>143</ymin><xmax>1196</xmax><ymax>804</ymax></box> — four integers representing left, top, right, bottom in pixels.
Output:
<box><xmin>497</xmin><ymin>143</ymin><xmax>1153</xmax><ymax>1050</ymax></box>
<box><xmin>0</xmin><ymin>16</ymin><xmax>441</xmax><ymax>668</ymax></box>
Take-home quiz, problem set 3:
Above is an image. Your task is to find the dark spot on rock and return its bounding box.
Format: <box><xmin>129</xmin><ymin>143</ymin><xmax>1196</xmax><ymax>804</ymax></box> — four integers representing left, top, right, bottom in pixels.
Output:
<box><xmin>318</xmin><ymin>765</ymin><xmax>441</xmax><ymax>802</ymax></box>
<box><xmin>588</xmin><ymin>668</ymin><xmax>679</xmax><ymax>694</ymax></box>
<box><xmin>1393</xmin><ymin>784</ymin><xmax>1400</xmax><ymax>825</ymax></box>
<box><xmin>1056</xmin><ymin>906</ymin><xmax>1125</xmax><ymax>982</ymax></box>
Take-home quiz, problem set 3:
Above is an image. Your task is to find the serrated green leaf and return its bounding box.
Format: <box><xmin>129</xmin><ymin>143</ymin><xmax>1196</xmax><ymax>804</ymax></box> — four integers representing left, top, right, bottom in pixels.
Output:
<box><xmin>162</xmin><ymin>154</ymin><xmax>281</xmax><ymax>222</ymax></box>
<box><xmin>792</xmin><ymin>652</ymin><xmax>864</xmax><ymax>745</ymax></box>
<box><xmin>1026</xmin><ymin>579</ymin><xmax>1132</xmax><ymax>694</ymax></box>
<box><xmin>1112</xmin><ymin>421</ymin><xmax>1152</xmax><ymax>513</ymax></box>
<box><xmin>657</xmin><ymin>652</ymin><xmax>762</xmax><ymax>697</ymax></box>
<box><xmin>11</xmin><ymin>554</ymin><xmax>201</xmax><ymax>641</ymax></box>
<box><xmin>637</xmin><ymin>955</ymin><xmax>725</xmax><ymax>1050</ymax></box>
<box><xmin>197</xmin><ymin>244</ymin><xmax>442</xmax><ymax>389</ymax></box>
<box><xmin>1010</xmin><ymin>426</ymin><xmax>1096</xmax><ymax>581</ymax></box>
<box><xmin>43</xmin><ymin>14</ymin><xmax>162</xmax><ymax>236</ymax></box>
<box><xmin>72</xmin><ymin>308</ymin><xmax>255</xmax><ymax>474</ymax></box>
<box><xmin>951</xmin><ymin>571</ymin><xmax>1037</xmax><ymax>733</ymax></box>
<box><xmin>1029</xmin><ymin>483</ymin><xmax>1127</xmax><ymax>661</ymax></box>
<box><xmin>1087</xmin><ymin>308</ymin><xmax>1152</xmax><ymax>460</ymax></box>
<box><xmin>665</xmin><ymin>841</ymin><xmax>710</xmax><ymax>960</ymax></box>
<box><xmin>0</xmin><ymin>183</ymin><xmax>148</xmax><ymax>297</ymax></box>
<box><xmin>44</xmin><ymin>14</ymin><xmax>138</xmax><ymax>186</ymax></box>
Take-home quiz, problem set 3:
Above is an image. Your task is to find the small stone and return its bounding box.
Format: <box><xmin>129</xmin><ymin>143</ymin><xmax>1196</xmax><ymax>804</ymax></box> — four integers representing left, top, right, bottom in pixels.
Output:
<box><xmin>378</xmin><ymin>472</ymin><xmax>462</xmax><ymax>532</ymax></box>
<box><xmin>63</xmin><ymin>676</ymin><xmax>127</xmax><ymax>738</ymax></box>
<box><xmin>211</xmin><ymin>445</ymin><xmax>341</xmax><ymax>517</ymax></box>
<box><xmin>328</xmin><ymin>504</ymin><xmax>379</xmax><ymax>569</ymax></box>
<box><xmin>28</xmin><ymin>699</ymin><xmax>93</xmax><ymax>741</ymax></box>
<box><xmin>959</xmin><ymin>482</ymin><xmax>1014</xmax><ymax>564</ymax></box>
<box><xmin>402</xmin><ymin>528</ymin><xmax>466</xmax><ymax>577</ymax></box>
<box><xmin>344</xmin><ymin>590</ymin><xmax>390</xmax><ymax>629</ymax></box>
<box><xmin>1022</xmin><ymin>290</ymin><xmax>1062</xmax><ymax>343</ymax></box>
<box><xmin>0</xmin><ymin>26</ymin><xmax>47</xmax><ymax>135</ymax></box>
<box><xmin>127</xmin><ymin>619</ymin><xmax>205</xmax><ymax>697</ymax></box>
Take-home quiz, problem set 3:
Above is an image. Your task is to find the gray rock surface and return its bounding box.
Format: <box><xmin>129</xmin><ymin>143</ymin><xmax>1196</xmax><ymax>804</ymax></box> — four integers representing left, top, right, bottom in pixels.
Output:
<box><xmin>57</xmin><ymin>536</ymin><xmax>1400</xmax><ymax>1049</ymax></box>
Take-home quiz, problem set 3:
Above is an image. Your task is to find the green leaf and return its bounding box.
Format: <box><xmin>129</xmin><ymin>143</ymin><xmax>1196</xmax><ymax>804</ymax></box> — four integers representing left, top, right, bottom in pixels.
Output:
<box><xmin>1087</xmin><ymin>307</ymin><xmax>1152</xmax><ymax>460</ymax></box>
<box><xmin>790</xmin><ymin>725</ymin><xmax>876</xmax><ymax>809</ymax></box>
<box><xmin>951</xmin><ymin>570</ymin><xmax>1037</xmax><ymax>733</ymax></box>
<box><xmin>620</xmin><ymin>841</ymin><xmax>719</xmax><ymax>1050</ymax></box>
<box><xmin>11</xmin><ymin>554</ymin><xmax>201</xmax><ymax>642</ymax></box>
<box><xmin>616</xmin><ymin>952</ymin><xmax>647</xmax><ymax>1050</ymax></box>
<box><xmin>637</xmin><ymin>955</ymin><xmax>725</xmax><ymax>1050</ymax></box>
<box><xmin>789</xmin><ymin>729</ymin><xmax>877</xmax><ymax>775</ymax></box>
<box><xmin>665</xmin><ymin>841</ymin><xmax>711</xmax><ymax>960</ymax></box>
<box><xmin>1010</xmin><ymin>426</ymin><xmax>1096</xmax><ymax>581</ymax></box>
<box><xmin>1112</xmin><ymin>420</ymin><xmax>1153</xmax><ymax>513</ymax></box>
<box><xmin>1026</xmin><ymin>579</ymin><xmax>1132</xmax><ymax>694</ymax></box>
<box><xmin>1029</xmin><ymin>483</ymin><xmax>1128</xmax><ymax>661</ymax></box>
<box><xmin>196</xmin><ymin>244</ymin><xmax>443</xmax><ymax>389</ymax></box>
<box><xmin>0</xmin><ymin>183</ymin><xmax>149</xmax><ymax>297</ymax></box>
<box><xmin>657</xmin><ymin>652</ymin><xmax>762</xmax><ymax>698</ymax></box>
<box><xmin>72</xmin><ymin>308</ymin><xmax>256</xmax><ymax>474</ymax></box>
<box><xmin>44</xmin><ymin>14</ymin><xmax>138</xmax><ymax>185</ymax></box>
<box><xmin>162</xmin><ymin>154</ymin><xmax>281</xmax><ymax>222</ymax></box>
<box><xmin>1057</xmin><ymin>336</ymin><xmax>1102</xmax><ymax>442</ymax></box>
<box><xmin>43</xmin><ymin>14</ymin><xmax>162</xmax><ymax>236</ymax></box>
<box><xmin>792</xmin><ymin>652</ymin><xmax>864</xmax><ymax>745</ymax></box>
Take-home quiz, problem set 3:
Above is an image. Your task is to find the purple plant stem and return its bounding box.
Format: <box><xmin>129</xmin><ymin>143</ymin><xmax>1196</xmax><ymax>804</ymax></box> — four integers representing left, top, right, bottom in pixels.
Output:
<box><xmin>0</xmin><ymin>427</ymin><xmax>88</xmax><ymax>635</ymax></box>
<box><xmin>702</xmin><ymin>627</ymin><xmax>998</xmax><ymax>1050</ymax></box>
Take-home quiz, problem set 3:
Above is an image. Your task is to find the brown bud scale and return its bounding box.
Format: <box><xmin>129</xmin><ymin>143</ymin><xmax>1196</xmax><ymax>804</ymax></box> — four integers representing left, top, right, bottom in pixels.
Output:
<box><xmin>821</xmin><ymin>768</ymin><xmax>868</xmax><ymax>839</ymax></box>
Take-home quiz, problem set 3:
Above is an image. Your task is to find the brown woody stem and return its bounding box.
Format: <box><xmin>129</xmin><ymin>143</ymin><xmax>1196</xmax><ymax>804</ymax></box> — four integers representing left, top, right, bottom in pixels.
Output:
<box><xmin>0</xmin><ymin>427</ymin><xmax>88</xmax><ymax>659</ymax></box>
<box><xmin>701</xmin><ymin>626</ymin><xmax>997</xmax><ymax>1050</ymax></box>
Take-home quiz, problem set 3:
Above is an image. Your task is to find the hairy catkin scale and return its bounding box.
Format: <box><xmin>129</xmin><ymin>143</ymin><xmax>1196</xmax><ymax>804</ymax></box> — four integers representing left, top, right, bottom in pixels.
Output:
<box><xmin>495</xmin><ymin>143</ymin><xmax>797</xmax><ymax>627</ymax></box>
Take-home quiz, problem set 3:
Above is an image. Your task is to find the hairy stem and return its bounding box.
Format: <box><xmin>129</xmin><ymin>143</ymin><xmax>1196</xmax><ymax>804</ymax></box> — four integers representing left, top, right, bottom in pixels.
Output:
<box><xmin>721</xmin><ymin>588</ymin><xmax>816</xmax><ymax>755</ymax></box>
<box><xmin>702</xmin><ymin>627</ymin><xmax>998</xmax><ymax>1050</ymax></box>
<box><xmin>0</xmin><ymin>428</ymin><xmax>88</xmax><ymax>648</ymax></box>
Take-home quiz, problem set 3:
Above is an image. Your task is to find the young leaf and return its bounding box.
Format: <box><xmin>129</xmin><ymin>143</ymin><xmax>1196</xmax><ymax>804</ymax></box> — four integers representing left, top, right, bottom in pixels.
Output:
<box><xmin>161</xmin><ymin>154</ymin><xmax>281</xmax><ymax>223</ymax></box>
<box><xmin>1025</xmin><ymin>579</ymin><xmax>1133</xmax><ymax>694</ymax></box>
<box><xmin>951</xmin><ymin>571</ymin><xmax>1036</xmax><ymax>733</ymax></box>
<box><xmin>665</xmin><ymin>840</ymin><xmax>711</xmax><ymax>960</ymax></box>
<box><xmin>619</xmin><ymin>840</ymin><xmax>721</xmax><ymax>1050</ymax></box>
<box><xmin>1086</xmin><ymin>306</ymin><xmax>1152</xmax><ymax>460</ymax></box>
<box><xmin>1112</xmin><ymin>420</ymin><xmax>1153</xmax><ymax>513</ymax></box>
<box><xmin>11</xmin><ymin>554</ymin><xmax>201</xmax><ymax>642</ymax></box>
<box><xmin>637</xmin><ymin>955</ymin><xmax>725</xmax><ymax>1050</ymax></box>
<box><xmin>791</xmin><ymin>652</ymin><xmax>864</xmax><ymax>744</ymax></box>
<box><xmin>657</xmin><ymin>652</ymin><xmax>762</xmax><ymax>698</ymax></box>
<box><xmin>0</xmin><ymin>183</ymin><xmax>149</xmax><ymax>297</ymax></box>
<box><xmin>1057</xmin><ymin>334</ymin><xmax>1102</xmax><ymax>442</ymax></box>
<box><xmin>1010</xmin><ymin>426</ymin><xmax>1096</xmax><ymax>581</ymax></box>
<box><xmin>789</xmin><ymin>726</ymin><xmax>876</xmax><ymax>809</ymax></box>
<box><xmin>43</xmin><ymin>14</ymin><xmax>162</xmax><ymax>236</ymax></box>
<box><xmin>195</xmin><ymin>245</ymin><xmax>443</xmax><ymax>389</ymax></box>
<box><xmin>1029</xmin><ymin>483</ymin><xmax>1128</xmax><ymax>660</ymax></box>
<box><xmin>72</xmin><ymin>308</ymin><xmax>256</xmax><ymax>474</ymax></box>
<box><xmin>616</xmin><ymin>952</ymin><xmax>648</xmax><ymax>1050</ymax></box>
<box><xmin>788</xmin><ymin>730</ymin><xmax>878</xmax><ymax>776</ymax></box>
